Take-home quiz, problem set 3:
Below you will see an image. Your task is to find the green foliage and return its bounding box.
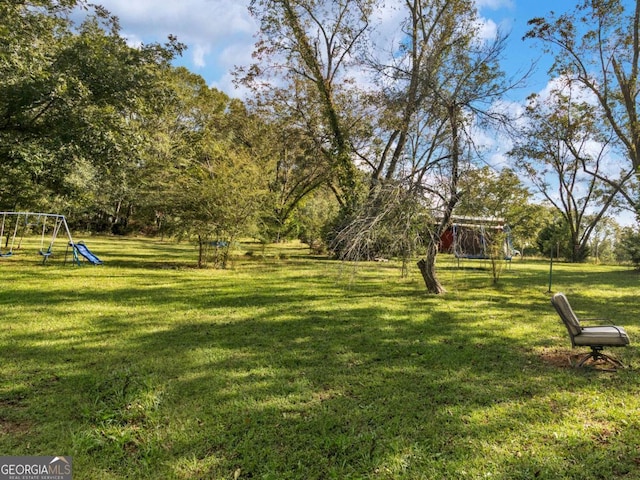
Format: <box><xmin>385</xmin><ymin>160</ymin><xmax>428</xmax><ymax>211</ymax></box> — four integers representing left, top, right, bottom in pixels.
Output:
<box><xmin>140</xmin><ymin>68</ymin><xmax>271</xmax><ymax>266</ymax></box>
<box><xmin>456</xmin><ymin>167</ymin><xmax>543</xmax><ymax>248</ymax></box>
<box><xmin>295</xmin><ymin>188</ymin><xmax>340</xmax><ymax>253</ymax></box>
<box><xmin>457</xmin><ymin>167</ymin><xmax>525</xmax><ymax>217</ymax></box>
<box><xmin>245</xmin><ymin>0</ymin><xmax>369</xmax><ymax>209</ymax></box>
<box><xmin>2</xmin><ymin>0</ymin><xmax>634</xmax><ymax>296</ymax></box>
<box><xmin>258</xmin><ymin>122</ymin><xmax>334</xmax><ymax>243</ymax></box>
<box><xmin>616</xmin><ymin>226</ymin><xmax>640</xmax><ymax>269</ymax></box>
<box><xmin>587</xmin><ymin>215</ymin><xmax>620</xmax><ymax>263</ymax></box>
<box><xmin>0</xmin><ymin>1</ymin><xmax>182</xmax><ymax>217</ymax></box>
<box><xmin>244</xmin><ymin>0</ymin><xmax>511</xmax><ymax>273</ymax></box>
<box><xmin>537</xmin><ymin>216</ymin><xmax>590</xmax><ymax>262</ymax></box>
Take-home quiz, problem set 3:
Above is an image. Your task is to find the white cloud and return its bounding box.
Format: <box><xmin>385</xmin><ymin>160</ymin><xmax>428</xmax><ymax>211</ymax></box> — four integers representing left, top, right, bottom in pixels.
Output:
<box><xmin>88</xmin><ymin>0</ymin><xmax>521</xmax><ymax>100</ymax></box>
<box><xmin>218</xmin><ymin>42</ymin><xmax>254</xmax><ymax>71</ymax></box>
<box><xmin>537</xmin><ymin>76</ymin><xmax>569</xmax><ymax>99</ymax></box>
<box><xmin>121</xmin><ymin>33</ymin><xmax>143</xmax><ymax>49</ymax></box>
<box><xmin>476</xmin><ymin>17</ymin><xmax>499</xmax><ymax>41</ymax></box>
<box><xmin>91</xmin><ymin>0</ymin><xmax>257</xmax><ymax>84</ymax></box>
<box><xmin>536</xmin><ymin>75</ymin><xmax>599</xmax><ymax>107</ymax></box>
<box><xmin>99</xmin><ymin>0</ymin><xmax>255</xmax><ymax>39</ymax></box>
<box><xmin>211</xmin><ymin>42</ymin><xmax>256</xmax><ymax>96</ymax></box>
<box><xmin>211</xmin><ymin>72</ymin><xmax>246</xmax><ymax>98</ymax></box>
<box><xmin>192</xmin><ymin>44</ymin><xmax>210</xmax><ymax>69</ymax></box>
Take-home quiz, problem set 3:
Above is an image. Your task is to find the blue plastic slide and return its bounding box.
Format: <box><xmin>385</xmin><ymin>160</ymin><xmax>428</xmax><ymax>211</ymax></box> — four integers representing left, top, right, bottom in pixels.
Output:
<box><xmin>73</xmin><ymin>242</ymin><xmax>103</xmax><ymax>265</ymax></box>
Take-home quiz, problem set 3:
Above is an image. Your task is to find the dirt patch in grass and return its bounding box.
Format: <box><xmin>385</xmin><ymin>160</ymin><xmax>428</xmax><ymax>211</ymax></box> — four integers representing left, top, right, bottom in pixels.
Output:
<box><xmin>539</xmin><ymin>348</ymin><xmax>575</xmax><ymax>368</ymax></box>
<box><xmin>0</xmin><ymin>395</ymin><xmax>34</xmax><ymax>437</ymax></box>
<box><xmin>538</xmin><ymin>348</ymin><xmax>626</xmax><ymax>371</ymax></box>
<box><xmin>0</xmin><ymin>417</ymin><xmax>32</xmax><ymax>436</ymax></box>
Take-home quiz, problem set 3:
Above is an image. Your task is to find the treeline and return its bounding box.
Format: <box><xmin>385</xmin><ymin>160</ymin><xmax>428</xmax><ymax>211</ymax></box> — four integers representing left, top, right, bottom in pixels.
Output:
<box><xmin>0</xmin><ymin>1</ymin><xmax>309</xmax><ymax>267</ymax></box>
<box><xmin>2</xmin><ymin>1</ymin><xmax>640</xmax><ymax>283</ymax></box>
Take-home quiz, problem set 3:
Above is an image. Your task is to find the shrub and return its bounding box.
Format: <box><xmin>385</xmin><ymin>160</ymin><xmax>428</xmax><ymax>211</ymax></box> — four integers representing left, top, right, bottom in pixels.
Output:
<box><xmin>616</xmin><ymin>226</ymin><xmax>640</xmax><ymax>269</ymax></box>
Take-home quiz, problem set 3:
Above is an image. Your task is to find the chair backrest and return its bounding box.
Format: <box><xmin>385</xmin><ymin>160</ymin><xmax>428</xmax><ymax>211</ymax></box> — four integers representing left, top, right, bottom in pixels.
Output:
<box><xmin>551</xmin><ymin>293</ymin><xmax>582</xmax><ymax>339</ymax></box>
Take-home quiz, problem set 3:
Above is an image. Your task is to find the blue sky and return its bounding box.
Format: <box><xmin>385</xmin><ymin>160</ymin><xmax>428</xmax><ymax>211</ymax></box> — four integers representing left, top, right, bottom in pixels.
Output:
<box><xmin>91</xmin><ymin>0</ymin><xmax>564</xmax><ymax>99</ymax></box>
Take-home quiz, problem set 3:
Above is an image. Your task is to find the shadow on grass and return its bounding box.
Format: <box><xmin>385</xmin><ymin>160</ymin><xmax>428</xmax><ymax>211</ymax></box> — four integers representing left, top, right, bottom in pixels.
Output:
<box><xmin>1</xmin><ymin>256</ymin><xmax>639</xmax><ymax>479</ymax></box>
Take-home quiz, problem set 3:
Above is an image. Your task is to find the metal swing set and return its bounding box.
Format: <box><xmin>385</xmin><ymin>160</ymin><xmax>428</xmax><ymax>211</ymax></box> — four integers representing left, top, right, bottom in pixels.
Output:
<box><xmin>438</xmin><ymin>216</ymin><xmax>517</xmax><ymax>265</ymax></box>
<box><xmin>0</xmin><ymin>212</ymin><xmax>74</xmax><ymax>264</ymax></box>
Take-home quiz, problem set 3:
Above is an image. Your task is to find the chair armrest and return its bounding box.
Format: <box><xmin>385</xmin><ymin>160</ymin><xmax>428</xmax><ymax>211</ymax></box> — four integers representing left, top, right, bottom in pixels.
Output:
<box><xmin>610</xmin><ymin>325</ymin><xmax>626</xmax><ymax>338</ymax></box>
<box><xmin>581</xmin><ymin>322</ymin><xmax>627</xmax><ymax>338</ymax></box>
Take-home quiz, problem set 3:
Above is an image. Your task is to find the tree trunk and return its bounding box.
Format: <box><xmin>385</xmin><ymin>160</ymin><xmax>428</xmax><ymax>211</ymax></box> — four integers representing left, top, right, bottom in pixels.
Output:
<box><xmin>416</xmin><ymin>103</ymin><xmax>461</xmax><ymax>295</ymax></box>
<box><xmin>417</xmin><ymin>242</ymin><xmax>446</xmax><ymax>294</ymax></box>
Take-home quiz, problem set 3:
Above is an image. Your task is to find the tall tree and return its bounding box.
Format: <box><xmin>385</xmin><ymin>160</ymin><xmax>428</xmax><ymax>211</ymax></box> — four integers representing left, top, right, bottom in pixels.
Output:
<box><xmin>510</xmin><ymin>86</ymin><xmax>632</xmax><ymax>262</ymax></box>
<box><xmin>378</xmin><ymin>0</ymin><xmax>512</xmax><ymax>293</ymax></box>
<box><xmin>244</xmin><ymin>0</ymin><xmax>373</xmax><ymax>210</ymax></box>
<box><xmin>244</xmin><ymin>0</ymin><xmax>513</xmax><ymax>293</ymax></box>
<box><xmin>142</xmin><ymin>68</ymin><xmax>270</xmax><ymax>267</ymax></box>
<box><xmin>0</xmin><ymin>0</ymin><xmax>79</xmax><ymax>209</ymax></box>
<box><xmin>261</xmin><ymin>115</ymin><xmax>334</xmax><ymax>242</ymax></box>
<box><xmin>0</xmin><ymin>0</ymin><xmax>182</xmax><ymax>215</ymax></box>
<box><xmin>526</xmin><ymin>0</ymin><xmax>640</xmax><ymax>219</ymax></box>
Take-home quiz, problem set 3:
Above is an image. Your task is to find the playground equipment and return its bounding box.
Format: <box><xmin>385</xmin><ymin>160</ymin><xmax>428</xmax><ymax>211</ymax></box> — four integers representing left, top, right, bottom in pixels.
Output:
<box><xmin>1</xmin><ymin>212</ymin><xmax>74</xmax><ymax>263</ymax></box>
<box><xmin>69</xmin><ymin>241</ymin><xmax>103</xmax><ymax>265</ymax></box>
<box><xmin>438</xmin><ymin>216</ymin><xmax>516</xmax><ymax>261</ymax></box>
<box><xmin>0</xmin><ymin>212</ymin><xmax>19</xmax><ymax>257</ymax></box>
<box><xmin>0</xmin><ymin>211</ymin><xmax>103</xmax><ymax>265</ymax></box>
<box><xmin>38</xmin><ymin>214</ymin><xmax>68</xmax><ymax>261</ymax></box>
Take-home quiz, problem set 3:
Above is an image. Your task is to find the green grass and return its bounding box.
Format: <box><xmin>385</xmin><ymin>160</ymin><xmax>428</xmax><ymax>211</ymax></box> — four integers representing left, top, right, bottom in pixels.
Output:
<box><xmin>1</xmin><ymin>237</ymin><xmax>639</xmax><ymax>479</ymax></box>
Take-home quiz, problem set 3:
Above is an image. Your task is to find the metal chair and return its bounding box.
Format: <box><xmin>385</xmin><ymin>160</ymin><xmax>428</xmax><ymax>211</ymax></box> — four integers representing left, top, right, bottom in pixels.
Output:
<box><xmin>551</xmin><ymin>292</ymin><xmax>630</xmax><ymax>369</ymax></box>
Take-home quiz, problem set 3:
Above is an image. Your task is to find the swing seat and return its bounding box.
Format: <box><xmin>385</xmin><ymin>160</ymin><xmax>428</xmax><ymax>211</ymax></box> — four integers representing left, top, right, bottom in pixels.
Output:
<box><xmin>39</xmin><ymin>248</ymin><xmax>53</xmax><ymax>264</ymax></box>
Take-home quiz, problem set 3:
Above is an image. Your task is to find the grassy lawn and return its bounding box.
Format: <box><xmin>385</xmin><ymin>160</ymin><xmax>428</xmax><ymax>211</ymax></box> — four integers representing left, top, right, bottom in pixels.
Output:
<box><xmin>1</xmin><ymin>236</ymin><xmax>639</xmax><ymax>479</ymax></box>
